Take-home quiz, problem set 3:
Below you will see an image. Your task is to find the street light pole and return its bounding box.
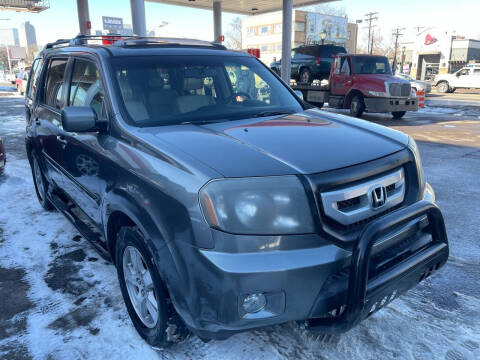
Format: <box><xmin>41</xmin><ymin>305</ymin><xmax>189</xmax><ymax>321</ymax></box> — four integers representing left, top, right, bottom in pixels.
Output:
<box><xmin>320</xmin><ymin>30</ymin><xmax>327</xmax><ymax>45</ymax></box>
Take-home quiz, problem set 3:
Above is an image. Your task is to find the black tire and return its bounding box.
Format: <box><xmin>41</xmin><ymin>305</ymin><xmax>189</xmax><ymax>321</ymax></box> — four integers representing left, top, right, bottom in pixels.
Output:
<box><xmin>449</xmin><ymin>88</ymin><xmax>456</xmax><ymax>93</ymax></box>
<box><xmin>299</xmin><ymin>68</ymin><xmax>312</xmax><ymax>84</ymax></box>
<box><xmin>392</xmin><ymin>111</ymin><xmax>406</xmax><ymax>119</ymax></box>
<box><xmin>116</xmin><ymin>227</ymin><xmax>185</xmax><ymax>347</ymax></box>
<box><xmin>436</xmin><ymin>81</ymin><xmax>450</xmax><ymax>93</ymax></box>
<box><xmin>349</xmin><ymin>95</ymin><xmax>365</xmax><ymax>118</ymax></box>
<box><xmin>30</xmin><ymin>152</ymin><xmax>55</xmax><ymax>211</ymax></box>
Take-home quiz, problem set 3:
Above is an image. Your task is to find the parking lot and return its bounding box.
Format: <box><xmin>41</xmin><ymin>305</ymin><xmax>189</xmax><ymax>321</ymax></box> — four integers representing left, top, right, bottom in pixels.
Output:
<box><xmin>0</xmin><ymin>85</ymin><xmax>479</xmax><ymax>360</ymax></box>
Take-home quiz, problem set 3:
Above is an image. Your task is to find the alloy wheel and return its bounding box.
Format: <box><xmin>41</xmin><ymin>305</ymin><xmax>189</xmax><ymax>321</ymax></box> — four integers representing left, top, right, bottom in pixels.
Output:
<box><xmin>122</xmin><ymin>246</ymin><xmax>159</xmax><ymax>328</ymax></box>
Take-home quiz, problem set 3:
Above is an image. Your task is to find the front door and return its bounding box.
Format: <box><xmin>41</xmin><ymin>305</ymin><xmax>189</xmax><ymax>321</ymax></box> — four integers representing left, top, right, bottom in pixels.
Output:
<box><xmin>58</xmin><ymin>57</ymin><xmax>109</xmax><ymax>225</ymax></box>
<box><xmin>330</xmin><ymin>57</ymin><xmax>351</xmax><ymax>96</ymax></box>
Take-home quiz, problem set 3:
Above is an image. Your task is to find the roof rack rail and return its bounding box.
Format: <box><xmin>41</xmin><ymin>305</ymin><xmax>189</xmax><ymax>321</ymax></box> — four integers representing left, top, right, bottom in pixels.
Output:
<box><xmin>44</xmin><ymin>34</ymin><xmax>226</xmax><ymax>50</ymax></box>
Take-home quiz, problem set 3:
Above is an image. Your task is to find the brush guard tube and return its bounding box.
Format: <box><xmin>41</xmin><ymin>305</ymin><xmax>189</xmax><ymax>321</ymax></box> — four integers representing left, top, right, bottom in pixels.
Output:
<box><xmin>307</xmin><ymin>200</ymin><xmax>449</xmax><ymax>333</ymax></box>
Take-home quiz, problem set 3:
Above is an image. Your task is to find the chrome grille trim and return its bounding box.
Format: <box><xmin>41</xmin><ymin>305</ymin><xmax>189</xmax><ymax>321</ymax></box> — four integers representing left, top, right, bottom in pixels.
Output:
<box><xmin>320</xmin><ymin>168</ymin><xmax>405</xmax><ymax>225</ymax></box>
<box><xmin>387</xmin><ymin>82</ymin><xmax>411</xmax><ymax>97</ymax></box>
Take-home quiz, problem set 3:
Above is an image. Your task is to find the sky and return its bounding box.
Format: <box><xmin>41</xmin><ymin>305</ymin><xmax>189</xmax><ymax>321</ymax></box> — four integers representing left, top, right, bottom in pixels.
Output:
<box><xmin>0</xmin><ymin>0</ymin><xmax>478</xmax><ymax>48</ymax></box>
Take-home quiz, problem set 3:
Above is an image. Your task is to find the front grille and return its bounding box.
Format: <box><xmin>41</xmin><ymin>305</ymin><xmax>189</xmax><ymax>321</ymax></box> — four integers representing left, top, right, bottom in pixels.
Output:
<box><xmin>320</xmin><ymin>168</ymin><xmax>406</xmax><ymax>226</ymax></box>
<box><xmin>388</xmin><ymin>82</ymin><xmax>411</xmax><ymax>97</ymax></box>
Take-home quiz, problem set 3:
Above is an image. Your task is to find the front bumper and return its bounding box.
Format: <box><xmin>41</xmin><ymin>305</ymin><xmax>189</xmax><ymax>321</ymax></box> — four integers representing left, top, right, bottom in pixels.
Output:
<box><xmin>180</xmin><ymin>200</ymin><xmax>448</xmax><ymax>340</ymax></box>
<box><xmin>365</xmin><ymin>97</ymin><xmax>418</xmax><ymax>113</ymax></box>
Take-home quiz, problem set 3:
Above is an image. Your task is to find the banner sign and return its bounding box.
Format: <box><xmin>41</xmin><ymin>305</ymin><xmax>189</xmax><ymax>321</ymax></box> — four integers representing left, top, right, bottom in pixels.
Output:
<box><xmin>306</xmin><ymin>13</ymin><xmax>347</xmax><ymax>46</ymax></box>
<box><xmin>102</xmin><ymin>16</ymin><xmax>123</xmax><ymax>32</ymax></box>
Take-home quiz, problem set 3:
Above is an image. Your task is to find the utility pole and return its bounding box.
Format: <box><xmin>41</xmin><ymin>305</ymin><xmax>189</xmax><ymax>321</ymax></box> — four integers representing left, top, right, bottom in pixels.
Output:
<box><xmin>364</xmin><ymin>12</ymin><xmax>378</xmax><ymax>54</ymax></box>
<box><xmin>392</xmin><ymin>27</ymin><xmax>405</xmax><ymax>74</ymax></box>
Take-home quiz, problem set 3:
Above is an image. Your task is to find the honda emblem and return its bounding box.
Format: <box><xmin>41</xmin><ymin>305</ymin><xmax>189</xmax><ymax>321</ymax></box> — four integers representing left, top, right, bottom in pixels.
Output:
<box><xmin>370</xmin><ymin>186</ymin><xmax>387</xmax><ymax>209</ymax></box>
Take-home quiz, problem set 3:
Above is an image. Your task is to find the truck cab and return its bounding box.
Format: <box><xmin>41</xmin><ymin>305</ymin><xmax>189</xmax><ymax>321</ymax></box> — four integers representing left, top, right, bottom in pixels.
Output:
<box><xmin>329</xmin><ymin>54</ymin><xmax>417</xmax><ymax>118</ymax></box>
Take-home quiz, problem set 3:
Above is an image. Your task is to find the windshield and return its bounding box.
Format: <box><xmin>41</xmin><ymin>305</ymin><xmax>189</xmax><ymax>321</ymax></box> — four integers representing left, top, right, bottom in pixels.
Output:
<box><xmin>111</xmin><ymin>55</ymin><xmax>303</xmax><ymax>127</ymax></box>
<box><xmin>352</xmin><ymin>56</ymin><xmax>392</xmax><ymax>75</ymax></box>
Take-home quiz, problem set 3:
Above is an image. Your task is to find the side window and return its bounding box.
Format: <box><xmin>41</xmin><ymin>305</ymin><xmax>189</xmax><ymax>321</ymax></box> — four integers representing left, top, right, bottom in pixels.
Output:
<box><xmin>473</xmin><ymin>69</ymin><xmax>480</xmax><ymax>76</ymax></box>
<box><xmin>340</xmin><ymin>58</ymin><xmax>350</xmax><ymax>75</ymax></box>
<box><xmin>69</xmin><ymin>59</ymin><xmax>106</xmax><ymax>120</ymax></box>
<box><xmin>44</xmin><ymin>59</ymin><xmax>68</xmax><ymax>109</ymax></box>
<box><xmin>29</xmin><ymin>58</ymin><xmax>44</xmax><ymax>100</ymax></box>
<box><xmin>333</xmin><ymin>57</ymin><xmax>341</xmax><ymax>74</ymax></box>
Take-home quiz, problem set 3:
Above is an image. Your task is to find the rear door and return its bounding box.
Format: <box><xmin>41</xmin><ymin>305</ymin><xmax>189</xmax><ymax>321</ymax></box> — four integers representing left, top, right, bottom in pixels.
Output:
<box><xmin>58</xmin><ymin>56</ymin><xmax>109</xmax><ymax>224</ymax></box>
<box><xmin>35</xmin><ymin>57</ymin><xmax>69</xmax><ymax>189</ymax></box>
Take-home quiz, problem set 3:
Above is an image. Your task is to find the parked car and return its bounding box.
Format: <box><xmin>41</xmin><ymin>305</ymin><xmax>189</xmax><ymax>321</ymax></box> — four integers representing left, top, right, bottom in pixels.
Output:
<box><xmin>0</xmin><ymin>137</ymin><xmax>5</xmax><ymax>173</ymax></box>
<box><xmin>16</xmin><ymin>71</ymin><xmax>28</xmax><ymax>95</ymax></box>
<box><xmin>294</xmin><ymin>54</ymin><xmax>418</xmax><ymax>119</ymax></box>
<box><xmin>434</xmin><ymin>66</ymin><xmax>480</xmax><ymax>93</ymax></box>
<box><xmin>5</xmin><ymin>72</ymin><xmax>16</xmax><ymax>84</ymax></box>
<box><xmin>25</xmin><ymin>35</ymin><xmax>448</xmax><ymax>347</ymax></box>
<box><xmin>396</xmin><ymin>73</ymin><xmax>431</xmax><ymax>93</ymax></box>
<box><xmin>270</xmin><ymin>44</ymin><xmax>347</xmax><ymax>84</ymax></box>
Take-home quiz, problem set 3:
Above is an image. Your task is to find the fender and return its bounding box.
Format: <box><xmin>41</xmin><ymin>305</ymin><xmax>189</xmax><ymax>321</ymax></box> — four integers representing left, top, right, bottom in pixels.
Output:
<box><xmin>101</xmin><ymin>188</ymin><xmax>197</xmax><ymax>327</ymax></box>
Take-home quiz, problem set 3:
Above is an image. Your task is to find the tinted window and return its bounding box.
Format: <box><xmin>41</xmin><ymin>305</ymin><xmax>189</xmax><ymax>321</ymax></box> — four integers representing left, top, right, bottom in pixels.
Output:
<box><xmin>44</xmin><ymin>59</ymin><xmax>68</xmax><ymax>109</ymax></box>
<box><xmin>319</xmin><ymin>46</ymin><xmax>347</xmax><ymax>57</ymax></box>
<box><xmin>69</xmin><ymin>59</ymin><xmax>106</xmax><ymax>120</ymax></box>
<box><xmin>352</xmin><ymin>56</ymin><xmax>392</xmax><ymax>75</ymax></box>
<box><xmin>27</xmin><ymin>58</ymin><xmax>43</xmax><ymax>100</ymax></box>
<box><xmin>112</xmin><ymin>55</ymin><xmax>303</xmax><ymax>127</ymax></box>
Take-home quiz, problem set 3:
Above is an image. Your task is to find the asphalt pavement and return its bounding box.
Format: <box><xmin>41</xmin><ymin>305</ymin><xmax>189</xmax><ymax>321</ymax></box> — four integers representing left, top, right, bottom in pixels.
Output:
<box><xmin>0</xmin><ymin>87</ymin><xmax>479</xmax><ymax>360</ymax></box>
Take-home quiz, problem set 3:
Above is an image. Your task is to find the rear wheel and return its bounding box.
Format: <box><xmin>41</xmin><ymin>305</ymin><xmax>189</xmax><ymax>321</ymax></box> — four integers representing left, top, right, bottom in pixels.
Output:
<box><xmin>436</xmin><ymin>81</ymin><xmax>450</xmax><ymax>93</ymax></box>
<box><xmin>299</xmin><ymin>68</ymin><xmax>312</xmax><ymax>84</ymax></box>
<box><xmin>116</xmin><ymin>227</ymin><xmax>187</xmax><ymax>347</ymax></box>
<box><xmin>31</xmin><ymin>153</ymin><xmax>54</xmax><ymax>211</ymax></box>
<box><xmin>392</xmin><ymin>111</ymin><xmax>406</xmax><ymax>119</ymax></box>
<box><xmin>349</xmin><ymin>95</ymin><xmax>365</xmax><ymax>118</ymax></box>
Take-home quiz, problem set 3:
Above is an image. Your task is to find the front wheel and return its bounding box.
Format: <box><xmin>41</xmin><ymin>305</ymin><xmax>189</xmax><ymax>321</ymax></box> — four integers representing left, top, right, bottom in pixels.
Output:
<box><xmin>350</xmin><ymin>95</ymin><xmax>365</xmax><ymax>118</ymax></box>
<box><xmin>436</xmin><ymin>81</ymin><xmax>450</xmax><ymax>93</ymax></box>
<box><xmin>392</xmin><ymin>111</ymin><xmax>406</xmax><ymax>119</ymax></box>
<box><xmin>116</xmin><ymin>227</ymin><xmax>187</xmax><ymax>347</ymax></box>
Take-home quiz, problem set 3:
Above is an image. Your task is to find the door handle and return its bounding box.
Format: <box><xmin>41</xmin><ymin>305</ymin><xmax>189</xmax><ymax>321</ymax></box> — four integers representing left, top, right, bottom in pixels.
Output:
<box><xmin>34</xmin><ymin>118</ymin><xmax>41</xmax><ymax>125</ymax></box>
<box><xmin>56</xmin><ymin>135</ymin><xmax>68</xmax><ymax>147</ymax></box>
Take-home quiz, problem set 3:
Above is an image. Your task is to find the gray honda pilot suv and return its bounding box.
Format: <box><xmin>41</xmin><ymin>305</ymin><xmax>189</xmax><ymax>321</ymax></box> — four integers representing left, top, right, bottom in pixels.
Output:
<box><xmin>24</xmin><ymin>36</ymin><xmax>449</xmax><ymax>347</ymax></box>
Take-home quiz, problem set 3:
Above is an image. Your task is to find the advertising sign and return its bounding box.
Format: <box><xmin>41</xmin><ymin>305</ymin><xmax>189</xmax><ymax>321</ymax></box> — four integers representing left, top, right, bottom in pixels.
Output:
<box><xmin>306</xmin><ymin>13</ymin><xmax>347</xmax><ymax>46</ymax></box>
<box><xmin>8</xmin><ymin>46</ymin><xmax>26</xmax><ymax>61</ymax></box>
<box><xmin>102</xmin><ymin>16</ymin><xmax>123</xmax><ymax>32</ymax></box>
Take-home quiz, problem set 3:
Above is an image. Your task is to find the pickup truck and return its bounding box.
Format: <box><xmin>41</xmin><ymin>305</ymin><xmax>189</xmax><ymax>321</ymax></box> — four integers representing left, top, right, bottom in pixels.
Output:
<box><xmin>434</xmin><ymin>66</ymin><xmax>480</xmax><ymax>93</ymax></box>
<box><xmin>293</xmin><ymin>54</ymin><xmax>418</xmax><ymax>119</ymax></box>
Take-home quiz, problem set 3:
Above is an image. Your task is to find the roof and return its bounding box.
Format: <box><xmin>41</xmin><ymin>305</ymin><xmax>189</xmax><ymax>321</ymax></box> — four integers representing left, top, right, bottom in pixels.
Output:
<box><xmin>41</xmin><ymin>36</ymin><xmax>250</xmax><ymax>58</ymax></box>
<box><xmin>146</xmin><ymin>0</ymin><xmax>336</xmax><ymax>15</ymax></box>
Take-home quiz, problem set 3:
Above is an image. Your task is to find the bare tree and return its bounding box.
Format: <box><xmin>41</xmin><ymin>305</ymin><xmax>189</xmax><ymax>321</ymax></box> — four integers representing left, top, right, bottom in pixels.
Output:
<box><xmin>225</xmin><ymin>17</ymin><xmax>242</xmax><ymax>50</ymax></box>
<box><xmin>0</xmin><ymin>46</ymin><xmax>9</xmax><ymax>73</ymax></box>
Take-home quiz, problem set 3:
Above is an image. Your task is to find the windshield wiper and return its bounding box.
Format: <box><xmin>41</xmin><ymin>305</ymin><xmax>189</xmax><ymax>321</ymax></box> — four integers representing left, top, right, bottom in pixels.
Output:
<box><xmin>253</xmin><ymin>111</ymin><xmax>293</xmax><ymax>118</ymax></box>
<box><xmin>179</xmin><ymin>119</ymin><xmax>229</xmax><ymax>125</ymax></box>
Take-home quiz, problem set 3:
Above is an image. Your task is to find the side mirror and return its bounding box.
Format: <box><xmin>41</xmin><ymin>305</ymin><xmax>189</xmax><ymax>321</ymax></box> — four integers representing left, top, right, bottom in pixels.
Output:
<box><xmin>294</xmin><ymin>90</ymin><xmax>304</xmax><ymax>100</ymax></box>
<box><xmin>61</xmin><ymin>106</ymin><xmax>97</xmax><ymax>132</ymax></box>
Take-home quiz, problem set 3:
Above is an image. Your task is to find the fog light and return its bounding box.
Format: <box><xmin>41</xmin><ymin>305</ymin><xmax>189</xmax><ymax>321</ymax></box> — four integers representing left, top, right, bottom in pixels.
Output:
<box><xmin>242</xmin><ymin>293</ymin><xmax>266</xmax><ymax>313</ymax></box>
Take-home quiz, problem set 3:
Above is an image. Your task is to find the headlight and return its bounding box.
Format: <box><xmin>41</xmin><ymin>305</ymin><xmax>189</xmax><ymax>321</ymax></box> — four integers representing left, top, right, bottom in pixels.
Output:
<box><xmin>199</xmin><ymin>176</ymin><xmax>314</xmax><ymax>235</ymax></box>
<box><xmin>408</xmin><ymin>137</ymin><xmax>426</xmax><ymax>199</ymax></box>
<box><xmin>368</xmin><ymin>90</ymin><xmax>389</xmax><ymax>97</ymax></box>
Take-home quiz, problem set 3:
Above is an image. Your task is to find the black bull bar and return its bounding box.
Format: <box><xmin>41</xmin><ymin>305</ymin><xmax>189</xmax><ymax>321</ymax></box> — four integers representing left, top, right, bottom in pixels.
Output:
<box><xmin>307</xmin><ymin>200</ymin><xmax>449</xmax><ymax>333</ymax></box>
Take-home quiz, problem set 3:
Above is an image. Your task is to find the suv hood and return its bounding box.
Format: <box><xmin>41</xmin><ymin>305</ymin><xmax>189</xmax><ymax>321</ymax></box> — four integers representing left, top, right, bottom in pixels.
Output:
<box><xmin>131</xmin><ymin>109</ymin><xmax>409</xmax><ymax>177</ymax></box>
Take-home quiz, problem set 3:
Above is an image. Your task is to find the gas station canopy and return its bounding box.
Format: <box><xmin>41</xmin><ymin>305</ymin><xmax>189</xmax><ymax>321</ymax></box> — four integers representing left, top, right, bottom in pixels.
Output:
<box><xmin>147</xmin><ymin>0</ymin><xmax>334</xmax><ymax>15</ymax></box>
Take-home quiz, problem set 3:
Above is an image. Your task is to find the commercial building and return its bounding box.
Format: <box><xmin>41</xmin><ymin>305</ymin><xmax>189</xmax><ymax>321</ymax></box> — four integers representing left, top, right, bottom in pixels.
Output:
<box><xmin>18</xmin><ymin>21</ymin><xmax>38</xmax><ymax>63</ymax></box>
<box><xmin>0</xmin><ymin>27</ymin><xmax>19</xmax><ymax>46</ymax></box>
<box><xmin>241</xmin><ymin>10</ymin><xmax>356</xmax><ymax>65</ymax></box>
<box><xmin>400</xmin><ymin>28</ymin><xmax>480</xmax><ymax>81</ymax></box>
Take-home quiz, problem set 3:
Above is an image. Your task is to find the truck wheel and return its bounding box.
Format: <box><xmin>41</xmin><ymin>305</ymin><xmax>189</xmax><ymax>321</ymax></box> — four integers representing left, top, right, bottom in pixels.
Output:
<box><xmin>350</xmin><ymin>95</ymin><xmax>365</xmax><ymax>118</ymax></box>
<box><xmin>30</xmin><ymin>152</ymin><xmax>55</xmax><ymax>211</ymax></box>
<box><xmin>392</xmin><ymin>111</ymin><xmax>406</xmax><ymax>119</ymax></box>
<box><xmin>436</xmin><ymin>81</ymin><xmax>450</xmax><ymax>93</ymax></box>
<box><xmin>299</xmin><ymin>68</ymin><xmax>312</xmax><ymax>84</ymax></box>
<box><xmin>116</xmin><ymin>227</ymin><xmax>187</xmax><ymax>347</ymax></box>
